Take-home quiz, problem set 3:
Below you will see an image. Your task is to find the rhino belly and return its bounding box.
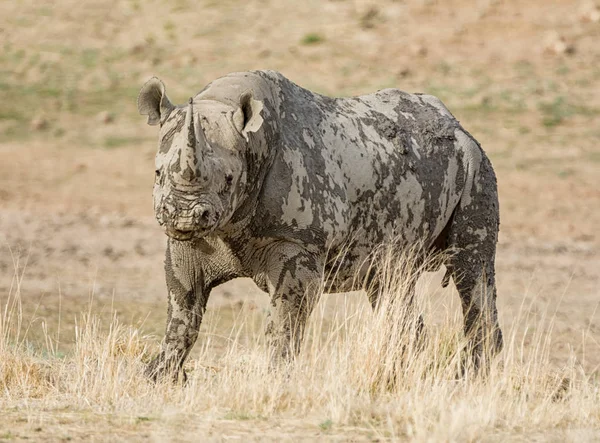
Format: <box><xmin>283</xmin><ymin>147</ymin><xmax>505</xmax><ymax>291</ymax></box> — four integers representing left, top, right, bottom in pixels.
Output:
<box><xmin>321</xmin><ymin>161</ymin><xmax>463</xmax><ymax>292</ymax></box>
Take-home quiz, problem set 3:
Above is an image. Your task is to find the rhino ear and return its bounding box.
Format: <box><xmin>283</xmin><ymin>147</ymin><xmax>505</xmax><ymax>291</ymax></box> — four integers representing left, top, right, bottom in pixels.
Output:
<box><xmin>137</xmin><ymin>77</ymin><xmax>174</xmax><ymax>126</ymax></box>
<box><xmin>232</xmin><ymin>90</ymin><xmax>264</xmax><ymax>141</ymax></box>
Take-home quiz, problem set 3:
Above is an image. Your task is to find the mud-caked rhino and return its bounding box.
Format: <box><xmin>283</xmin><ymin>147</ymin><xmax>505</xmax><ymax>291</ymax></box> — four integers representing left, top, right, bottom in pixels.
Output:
<box><xmin>137</xmin><ymin>70</ymin><xmax>503</xmax><ymax>380</ymax></box>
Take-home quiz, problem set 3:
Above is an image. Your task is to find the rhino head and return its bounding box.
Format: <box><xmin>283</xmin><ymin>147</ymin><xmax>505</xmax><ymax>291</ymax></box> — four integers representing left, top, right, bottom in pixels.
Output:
<box><xmin>138</xmin><ymin>77</ymin><xmax>264</xmax><ymax>241</ymax></box>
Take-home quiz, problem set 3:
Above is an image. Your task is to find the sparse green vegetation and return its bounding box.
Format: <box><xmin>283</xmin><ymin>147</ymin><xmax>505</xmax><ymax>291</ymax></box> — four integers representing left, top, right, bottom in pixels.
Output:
<box><xmin>556</xmin><ymin>63</ymin><xmax>570</xmax><ymax>76</ymax></box>
<box><xmin>224</xmin><ymin>412</ymin><xmax>254</xmax><ymax>421</ymax></box>
<box><xmin>436</xmin><ymin>61</ymin><xmax>452</xmax><ymax>76</ymax></box>
<box><xmin>319</xmin><ymin>419</ymin><xmax>333</xmax><ymax>431</ymax></box>
<box><xmin>301</xmin><ymin>33</ymin><xmax>324</xmax><ymax>45</ymax></box>
<box><xmin>539</xmin><ymin>96</ymin><xmax>572</xmax><ymax>127</ymax></box>
<box><xmin>136</xmin><ymin>416</ymin><xmax>153</xmax><ymax>423</ymax></box>
<box><xmin>557</xmin><ymin>168</ymin><xmax>574</xmax><ymax>178</ymax></box>
<box><xmin>171</xmin><ymin>0</ymin><xmax>189</xmax><ymax>12</ymax></box>
<box><xmin>539</xmin><ymin>96</ymin><xmax>599</xmax><ymax>128</ymax></box>
<box><xmin>81</xmin><ymin>49</ymin><xmax>99</xmax><ymax>69</ymax></box>
<box><xmin>103</xmin><ymin>136</ymin><xmax>145</xmax><ymax>149</ymax></box>
<box><xmin>514</xmin><ymin>59</ymin><xmax>534</xmax><ymax>76</ymax></box>
<box><xmin>587</xmin><ymin>151</ymin><xmax>600</xmax><ymax>162</ymax></box>
<box><xmin>518</xmin><ymin>125</ymin><xmax>531</xmax><ymax>134</ymax></box>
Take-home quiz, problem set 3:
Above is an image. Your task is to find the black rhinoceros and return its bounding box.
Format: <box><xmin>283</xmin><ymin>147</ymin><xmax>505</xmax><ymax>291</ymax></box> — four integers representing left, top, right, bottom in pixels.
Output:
<box><xmin>137</xmin><ymin>70</ymin><xmax>502</xmax><ymax>379</ymax></box>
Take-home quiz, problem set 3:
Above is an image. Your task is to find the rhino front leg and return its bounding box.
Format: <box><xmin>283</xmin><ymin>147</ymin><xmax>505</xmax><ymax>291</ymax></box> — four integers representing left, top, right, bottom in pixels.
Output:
<box><xmin>260</xmin><ymin>242</ymin><xmax>322</xmax><ymax>364</ymax></box>
<box><xmin>146</xmin><ymin>238</ymin><xmax>210</xmax><ymax>382</ymax></box>
<box><xmin>365</xmin><ymin>265</ymin><xmax>425</xmax><ymax>343</ymax></box>
<box><xmin>365</xmin><ymin>268</ymin><xmax>426</xmax><ymax>370</ymax></box>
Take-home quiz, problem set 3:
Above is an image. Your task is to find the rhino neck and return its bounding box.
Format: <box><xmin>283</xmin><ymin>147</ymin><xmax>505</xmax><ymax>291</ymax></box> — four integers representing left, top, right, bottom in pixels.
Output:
<box><xmin>221</xmin><ymin>129</ymin><xmax>279</xmax><ymax>241</ymax></box>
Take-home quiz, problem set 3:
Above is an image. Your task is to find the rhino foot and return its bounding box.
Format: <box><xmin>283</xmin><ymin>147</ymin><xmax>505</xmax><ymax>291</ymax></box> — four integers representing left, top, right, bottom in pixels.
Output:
<box><xmin>145</xmin><ymin>355</ymin><xmax>188</xmax><ymax>384</ymax></box>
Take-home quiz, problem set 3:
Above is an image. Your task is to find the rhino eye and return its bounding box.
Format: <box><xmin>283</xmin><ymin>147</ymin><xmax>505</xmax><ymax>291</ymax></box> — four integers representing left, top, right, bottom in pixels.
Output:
<box><xmin>155</xmin><ymin>169</ymin><xmax>161</xmax><ymax>179</ymax></box>
<box><xmin>225</xmin><ymin>174</ymin><xmax>233</xmax><ymax>185</ymax></box>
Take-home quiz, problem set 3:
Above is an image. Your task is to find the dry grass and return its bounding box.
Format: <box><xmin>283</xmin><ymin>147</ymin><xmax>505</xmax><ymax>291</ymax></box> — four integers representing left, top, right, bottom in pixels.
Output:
<box><xmin>2</xmin><ymin>248</ymin><xmax>598</xmax><ymax>441</ymax></box>
<box><xmin>1</xmin><ymin>0</ymin><xmax>599</xmax><ymax>440</ymax></box>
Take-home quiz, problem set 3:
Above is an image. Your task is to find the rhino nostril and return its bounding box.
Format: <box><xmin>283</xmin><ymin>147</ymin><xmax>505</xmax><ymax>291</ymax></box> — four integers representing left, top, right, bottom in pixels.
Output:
<box><xmin>201</xmin><ymin>209</ymin><xmax>210</xmax><ymax>221</ymax></box>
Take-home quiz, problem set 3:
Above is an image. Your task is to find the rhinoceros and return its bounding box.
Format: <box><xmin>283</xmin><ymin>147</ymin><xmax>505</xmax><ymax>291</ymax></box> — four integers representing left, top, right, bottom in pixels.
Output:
<box><xmin>137</xmin><ymin>70</ymin><xmax>503</xmax><ymax>380</ymax></box>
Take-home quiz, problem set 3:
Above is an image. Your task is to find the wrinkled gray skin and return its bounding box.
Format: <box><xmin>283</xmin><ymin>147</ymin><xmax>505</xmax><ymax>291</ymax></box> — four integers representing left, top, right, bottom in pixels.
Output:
<box><xmin>137</xmin><ymin>70</ymin><xmax>502</xmax><ymax>380</ymax></box>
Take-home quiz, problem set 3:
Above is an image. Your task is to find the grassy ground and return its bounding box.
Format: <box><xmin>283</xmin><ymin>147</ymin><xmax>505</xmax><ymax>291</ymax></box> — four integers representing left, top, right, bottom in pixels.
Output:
<box><xmin>2</xmin><ymin>248</ymin><xmax>598</xmax><ymax>441</ymax></box>
<box><xmin>1</xmin><ymin>0</ymin><xmax>599</xmax><ymax>440</ymax></box>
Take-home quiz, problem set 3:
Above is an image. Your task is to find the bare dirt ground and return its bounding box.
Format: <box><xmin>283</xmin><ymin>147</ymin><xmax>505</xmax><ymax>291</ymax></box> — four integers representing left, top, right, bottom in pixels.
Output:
<box><xmin>1</xmin><ymin>0</ymin><xmax>599</xmax><ymax>440</ymax></box>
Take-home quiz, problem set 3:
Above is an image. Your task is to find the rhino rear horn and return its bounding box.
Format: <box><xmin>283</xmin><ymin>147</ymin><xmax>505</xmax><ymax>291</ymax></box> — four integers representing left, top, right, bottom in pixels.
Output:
<box><xmin>233</xmin><ymin>90</ymin><xmax>264</xmax><ymax>141</ymax></box>
<box><xmin>137</xmin><ymin>77</ymin><xmax>175</xmax><ymax>126</ymax></box>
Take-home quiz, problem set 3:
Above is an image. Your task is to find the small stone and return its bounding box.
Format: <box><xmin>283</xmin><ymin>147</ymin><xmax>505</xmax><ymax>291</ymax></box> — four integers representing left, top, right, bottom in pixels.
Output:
<box><xmin>74</xmin><ymin>162</ymin><xmax>87</xmax><ymax>172</ymax></box>
<box><xmin>121</xmin><ymin>218</ymin><xmax>135</xmax><ymax>228</ymax></box>
<box><xmin>30</xmin><ymin>117</ymin><xmax>48</xmax><ymax>131</ymax></box>
<box><xmin>134</xmin><ymin>241</ymin><xmax>146</xmax><ymax>256</ymax></box>
<box><xmin>130</xmin><ymin>44</ymin><xmax>145</xmax><ymax>55</ymax></box>
<box><xmin>354</xmin><ymin>0</ymin><xmax>377</xmax><ymax>17</ymax></box>
<box><xmin>397</xmin><ymin>68</ymin><xmax>411</xmax><ymax>78</ymax></box>
<box><xmin>258</xmin><ymin>49</ymin><xmax>271</xmax><ymax>58</ymax></box>
<box><xmin>579</xmin><ymin>1</ymin><xmax>600</xmax><ymax>22</ymax></box>
<box><xmin>97</xmin><ymin>111</ymin><xmax>114</xmax><ymax>124</ymax></box>
<box><xmin>410</xmin><ymin>44</ymin><xmax>428</xmax><ymax>57</ymax></box>
<box><xmin>359</xmin><ymin>6</ymin><xmax>380</xmax><ymax>29</ymax></box>
<box><xmin>544</xmin><ymin>32</ymin><xmax>576</xmax><ymax>55</ymax></box>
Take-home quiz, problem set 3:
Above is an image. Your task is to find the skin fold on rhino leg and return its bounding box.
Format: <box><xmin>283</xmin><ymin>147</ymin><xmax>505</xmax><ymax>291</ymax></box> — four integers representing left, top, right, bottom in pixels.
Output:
<box><xmin>260</xmin><ymin>242</ymin><xmax>323</xmax><ymax>365</ymax></box>
<box><xmin>146</xmin><ymin>239</ymin><xmax>212</xmax><ymax>382</ymax></box>
<box><xmin>446</xmin><ymin>156</ymin><xmax>503</xmax><ymax>372</ymax></box>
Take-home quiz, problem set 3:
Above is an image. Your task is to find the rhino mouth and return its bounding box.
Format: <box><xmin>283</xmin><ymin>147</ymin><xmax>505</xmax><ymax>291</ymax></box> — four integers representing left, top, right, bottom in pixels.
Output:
<box><xmin>165</xmin><ymin>227</ymin><xmax>198</xmax><ymax>241</ymax></box>
<box><xmin>158</xmin><ymin>197</ymin><xmax>223</xmax><ymax>241</ymax></box>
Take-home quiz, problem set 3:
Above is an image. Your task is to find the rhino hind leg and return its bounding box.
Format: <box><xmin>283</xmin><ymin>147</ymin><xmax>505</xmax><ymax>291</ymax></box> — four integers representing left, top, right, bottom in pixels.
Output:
<box><xmin>260</xmin><ymin>242</ymin><xmax>322</xmax><ymax>364</ymax></box>
<box><xmin>446</xmin><ymin>157</ymin><xmax>503</xmax><ymax>371</ymax></box>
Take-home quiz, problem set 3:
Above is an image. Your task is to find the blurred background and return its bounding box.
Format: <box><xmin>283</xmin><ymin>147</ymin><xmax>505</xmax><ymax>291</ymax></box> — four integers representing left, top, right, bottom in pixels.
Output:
<box><xmin>0</xmin><ymin>0</ymin><xmax>598</xmax><ymax>370</ymax></box>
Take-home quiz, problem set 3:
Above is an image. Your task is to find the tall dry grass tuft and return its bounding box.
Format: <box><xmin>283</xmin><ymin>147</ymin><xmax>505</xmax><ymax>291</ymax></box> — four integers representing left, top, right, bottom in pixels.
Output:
<box><xmin>0</xmin><ymin>245</ymin><xmax>598</xmax><ymax>439</ymax></box>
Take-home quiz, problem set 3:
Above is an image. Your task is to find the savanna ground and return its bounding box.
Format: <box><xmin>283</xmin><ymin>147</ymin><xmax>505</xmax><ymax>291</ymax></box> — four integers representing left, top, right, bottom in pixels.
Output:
<box><xmin>1</xmin><ymin>0</ymin><xmax>599</xmax><ymax>440</ymax></box>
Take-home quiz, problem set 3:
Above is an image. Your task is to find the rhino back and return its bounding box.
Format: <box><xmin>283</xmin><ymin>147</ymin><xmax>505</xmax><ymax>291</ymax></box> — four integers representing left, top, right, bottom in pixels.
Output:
<box><xmin>253</xmin><ymin>75</ymin><xmax>469</xmax><ymax>253</ymax></box>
